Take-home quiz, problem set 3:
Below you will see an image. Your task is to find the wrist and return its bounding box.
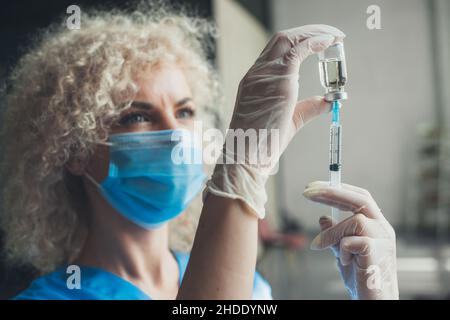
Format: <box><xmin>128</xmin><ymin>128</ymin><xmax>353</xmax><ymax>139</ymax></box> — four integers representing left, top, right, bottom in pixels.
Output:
<box><xmin>203</xmin><ymin>163</ymin><xmax>269</xmax><ymax>219</ymax></box>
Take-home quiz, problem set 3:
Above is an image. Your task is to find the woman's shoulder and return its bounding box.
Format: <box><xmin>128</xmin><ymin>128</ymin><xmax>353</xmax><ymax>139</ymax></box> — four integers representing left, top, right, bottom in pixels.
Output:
<box><xmin>14</xmin><ymin>268</ymin><xmax>83</xmax><ymax>300</ymax></box>
<box><xmin>13</xmin><ymin>265</ymin><xmax>149</xmax><ymax>300</ymax></box>
<box><xmin>252</xmin><ymin>270</ymin><xmax>273</xmax><ymax>300</ymax></box>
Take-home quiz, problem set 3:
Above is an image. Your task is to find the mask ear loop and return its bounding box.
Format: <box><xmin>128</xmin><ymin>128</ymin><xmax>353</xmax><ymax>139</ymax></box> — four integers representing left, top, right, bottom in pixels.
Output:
<box><xmin>83</xmin><ymin>139</ymin><xmax>113</xmax><ymax>188</ymax></box>
<box><xmin>86</xmin><ymin>138</ymin><xmax>113</xmax><ymax>147</ymax></box>
<box><xmin>84</xmin><ymin>172</ymin><xmax>101</xmax><ymax>189</ymax></box>
<box><xmin>95</xmin><ymin>141</ymin><xmax>113</xmax><ymax>147</ymax></box>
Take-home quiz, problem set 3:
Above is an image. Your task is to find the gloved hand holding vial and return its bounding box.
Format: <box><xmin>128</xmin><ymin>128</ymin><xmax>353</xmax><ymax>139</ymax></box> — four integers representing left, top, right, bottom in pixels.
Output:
<box><xmin>306</xmin><ymin>43</ymin><xmax>398</xmax><ymax>299</ymax></box>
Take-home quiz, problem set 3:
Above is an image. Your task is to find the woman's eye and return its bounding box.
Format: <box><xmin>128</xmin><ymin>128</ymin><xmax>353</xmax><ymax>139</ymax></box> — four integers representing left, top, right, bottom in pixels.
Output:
<box><xmin>119</xmin><ymin>113</ymin><xmax>150</xmax><ymax>126</ymax></box>
<box><xmin>176</xmin><ymin>108</ymin><xmax>196</xmax><ymax>119</ymax></box>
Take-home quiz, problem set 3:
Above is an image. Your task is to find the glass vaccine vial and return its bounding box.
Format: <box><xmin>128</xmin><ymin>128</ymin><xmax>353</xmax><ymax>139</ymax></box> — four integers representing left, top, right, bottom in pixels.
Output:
<box><xmin>318</xmin><ymin>42</ymin><xmax>348</xmax><ymax>102</ymax></box>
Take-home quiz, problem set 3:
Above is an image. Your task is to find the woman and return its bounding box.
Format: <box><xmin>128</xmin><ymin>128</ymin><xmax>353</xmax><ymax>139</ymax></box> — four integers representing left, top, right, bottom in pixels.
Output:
<box><xmin>0</xmin><ymin>5</ymin><xmax>398</xmax><ymax>300</ymax></box>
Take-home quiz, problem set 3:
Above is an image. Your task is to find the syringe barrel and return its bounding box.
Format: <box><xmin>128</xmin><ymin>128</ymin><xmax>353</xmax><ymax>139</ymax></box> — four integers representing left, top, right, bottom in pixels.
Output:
<box><xmin>330</xmin><ymin>170</ymin><xmax>341</xmax><ymax>187</ymax></box>
<box><xmin>329</xmin><ymin>123</ymin><xmax>342</xmax><ymax>171</ymax></box>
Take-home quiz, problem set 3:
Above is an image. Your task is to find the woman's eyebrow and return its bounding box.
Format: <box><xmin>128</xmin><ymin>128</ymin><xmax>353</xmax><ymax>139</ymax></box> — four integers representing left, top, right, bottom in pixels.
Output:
<box><xmin>130</xmin><ymin>101</ymin><xmax>154</xmax><ymax>110</ymax></box>
<box><xmin>130</xmin><ymin>98</ymin><xmax>192</xmax><ymax>110</ymax></box>
<box><xmin>175</xmin><ymin>97</ymin><xmax>193</xmax><ymax>107</ymax></box>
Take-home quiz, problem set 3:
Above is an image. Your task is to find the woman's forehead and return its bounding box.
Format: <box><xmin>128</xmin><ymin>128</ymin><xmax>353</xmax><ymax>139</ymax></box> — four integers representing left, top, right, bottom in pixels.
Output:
<box><xmin>134</xmin><ymin>64</ymin><xmax>192</xmax><ymax>102</ymax></box>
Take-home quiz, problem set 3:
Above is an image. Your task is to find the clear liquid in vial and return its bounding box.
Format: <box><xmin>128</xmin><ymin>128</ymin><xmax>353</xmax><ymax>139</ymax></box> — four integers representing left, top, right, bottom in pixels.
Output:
<box><xmin>319</xmin><ymin>58</ymin><xmax>347</xmax><ymax>92</ymax></box>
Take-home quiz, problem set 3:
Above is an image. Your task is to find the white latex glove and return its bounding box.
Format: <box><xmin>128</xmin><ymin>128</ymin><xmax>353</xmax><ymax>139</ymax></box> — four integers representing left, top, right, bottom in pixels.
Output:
<box><xmin>303</xmin><ymin>181</ymin><xmax>399</xmax><ymax>300</ymax></box>
<box><xmin>205</xmin><ymin>25</ymin><xmax>345</xmax><ymax>218</ymax></box>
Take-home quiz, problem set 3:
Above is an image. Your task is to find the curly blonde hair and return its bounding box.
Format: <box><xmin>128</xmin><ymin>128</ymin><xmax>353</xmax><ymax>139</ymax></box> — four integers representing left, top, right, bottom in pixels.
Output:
<box><xmin>0</xmin><ymin>3</ymin><xmax>221</xmax><ymax>273</ymax></box>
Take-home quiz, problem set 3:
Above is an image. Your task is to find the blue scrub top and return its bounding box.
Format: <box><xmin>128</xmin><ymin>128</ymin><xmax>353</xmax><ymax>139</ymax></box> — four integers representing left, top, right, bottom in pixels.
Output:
<box><xmin>14</xmin><ymin>251</ymin><xmax>272</xmax><ymax>300</ymax></box>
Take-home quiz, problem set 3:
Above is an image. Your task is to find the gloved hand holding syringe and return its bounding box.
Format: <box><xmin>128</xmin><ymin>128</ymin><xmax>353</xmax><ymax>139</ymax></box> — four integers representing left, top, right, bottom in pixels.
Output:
<box><xmin>318</xmin><ymin>42</ymin><xmax>348</xmax><ymax>221</ymax></box>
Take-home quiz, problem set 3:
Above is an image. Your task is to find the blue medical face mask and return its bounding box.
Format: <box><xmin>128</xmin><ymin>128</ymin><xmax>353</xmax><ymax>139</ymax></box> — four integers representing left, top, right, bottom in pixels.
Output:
<box><xmin>85</xmin><ymin>129</ymin><xmax>206</xmax><ymax>229</ymax></box>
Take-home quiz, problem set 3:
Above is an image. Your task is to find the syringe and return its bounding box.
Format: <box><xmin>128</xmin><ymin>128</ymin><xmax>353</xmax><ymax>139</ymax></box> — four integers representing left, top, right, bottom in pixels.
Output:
<box><xmin>318</xmin><ymin>42</ymin><xmax>347</xmax><ymax>222</ymax></box>
<box><xmin>329</xmin><ymin>100</ymin><xmax>342</xmax><ymax>222</ymax></box>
